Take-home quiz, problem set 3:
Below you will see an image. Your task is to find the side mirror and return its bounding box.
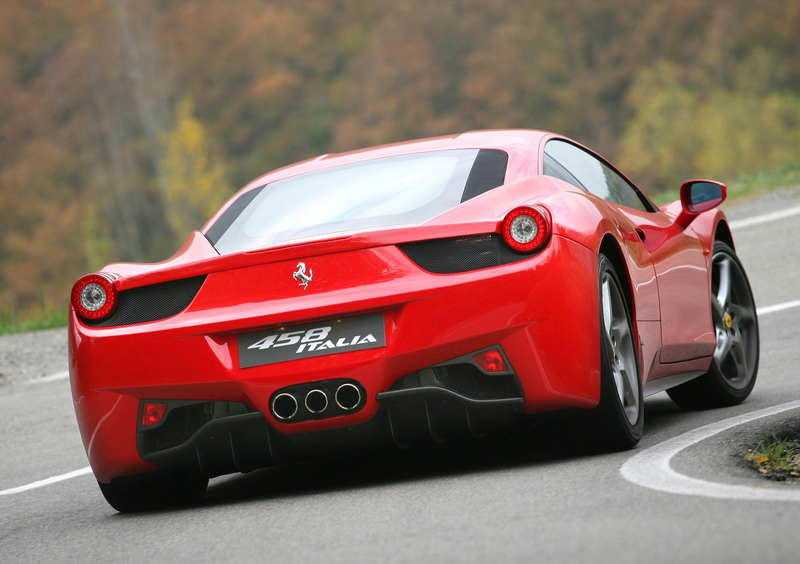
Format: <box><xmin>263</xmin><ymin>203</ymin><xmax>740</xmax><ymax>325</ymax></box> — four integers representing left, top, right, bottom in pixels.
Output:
<box><xmin>675</xmin><ymin>179</ymin><xmax>727</xmax><ymax>228</ymax></box>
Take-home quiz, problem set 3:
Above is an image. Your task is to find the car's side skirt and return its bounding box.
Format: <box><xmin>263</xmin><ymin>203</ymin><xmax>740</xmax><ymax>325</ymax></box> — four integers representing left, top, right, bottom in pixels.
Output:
<box><xmin>643</xmin><ymin>371</ymin><xmax>705</xmax><ymax>397</ymax></box>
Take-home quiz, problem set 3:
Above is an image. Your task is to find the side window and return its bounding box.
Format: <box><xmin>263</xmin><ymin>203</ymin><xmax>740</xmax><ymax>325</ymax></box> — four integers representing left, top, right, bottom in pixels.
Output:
<box><xmin>544</xmin><ymin>140</ymin><xmax>652</xmax><ymax>212</ymax></box>
<box><xmin>543</xmin><ymin>153</ymin><xmax>584</xmax><ymax>191</ymax></box>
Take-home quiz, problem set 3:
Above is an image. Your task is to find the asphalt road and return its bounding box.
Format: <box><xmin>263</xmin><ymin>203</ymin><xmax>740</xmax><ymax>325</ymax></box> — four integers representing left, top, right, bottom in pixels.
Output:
<box><xmin>2</xmin><ymin>188</ymin><xmax>800</xmax><ymax>563</ymax></box>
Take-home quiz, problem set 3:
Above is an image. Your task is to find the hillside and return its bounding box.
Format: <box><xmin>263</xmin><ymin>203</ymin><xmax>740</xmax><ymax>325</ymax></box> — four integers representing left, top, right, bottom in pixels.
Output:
<box><xmin>1</xmin><ymin>0</ymin><xmax>798</xmax><ymax>319</ymax></box>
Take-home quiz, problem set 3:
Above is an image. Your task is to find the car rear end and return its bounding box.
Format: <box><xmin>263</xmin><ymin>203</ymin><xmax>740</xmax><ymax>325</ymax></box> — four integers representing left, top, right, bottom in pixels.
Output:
<box><xmin>69</xmin><ymin>145</ymin><xmax>602</xmax><ymax>483</ymax></box>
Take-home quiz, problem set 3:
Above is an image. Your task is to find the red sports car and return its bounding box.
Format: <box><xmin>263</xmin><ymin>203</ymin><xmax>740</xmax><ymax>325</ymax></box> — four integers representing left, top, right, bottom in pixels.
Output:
<box><xmin>69</xmin><ymin>130</ymin><xmax>759</xmax><ymax>511</ymax></box>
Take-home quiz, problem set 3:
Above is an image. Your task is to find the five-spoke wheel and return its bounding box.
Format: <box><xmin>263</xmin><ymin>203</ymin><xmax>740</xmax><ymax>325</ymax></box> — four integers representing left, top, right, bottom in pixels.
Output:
<box><xmin>590</xmin><ymin>253</ymin><xmax>643</xmax><ymax>450</ymax></box>
<box><xmin>601</xmin><ymin>269</ymin><xmax>640</xmax><ymax>426</ymax></box>
<box><xmin>668</xmin><ymin>240</ymin><xmax>759</xmax><ymax>409</ymax></box>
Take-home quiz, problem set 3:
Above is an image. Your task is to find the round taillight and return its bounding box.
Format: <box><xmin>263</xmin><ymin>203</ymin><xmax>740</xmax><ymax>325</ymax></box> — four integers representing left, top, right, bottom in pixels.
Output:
<box><xmin>501</xmin><ymin>206</ymin><xmax>551</xmax><ymax>252</ymax></box>
<box><xmin>71</xmin><ymin>274</ymin><xmax>118</xmax><ymax>321</ymax></box>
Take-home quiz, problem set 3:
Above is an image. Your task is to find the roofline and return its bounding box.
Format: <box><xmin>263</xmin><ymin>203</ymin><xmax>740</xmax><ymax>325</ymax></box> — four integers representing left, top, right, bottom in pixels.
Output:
<box><xmin>201</xmin><ymin>129</ymin><xmax>554</xmax><ymax>234</ymax></box>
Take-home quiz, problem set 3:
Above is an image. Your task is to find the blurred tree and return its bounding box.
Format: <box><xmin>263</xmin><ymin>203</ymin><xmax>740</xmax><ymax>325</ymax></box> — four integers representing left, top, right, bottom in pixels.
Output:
<box><xmin>1</xmin><ymin>0</ymin><xmax>800</xmax><ymax>320</ymax></box>
<box><xmin>619</xmin><ymin>60</ymin><xmax>800</xmax><ymax>191</ymax></box>
<box><xmin>617</xmin><ymin>61</ymin><xmax>698</xmax><ymax>190</ymax></box>
<box><xmin>162</xmin><ymin>98</ymin><xmax>230</xmax><ymax>241</ymax></box>
<box><xmin>81</xmin><ymin>0</ymin><xmax>174</xmax><ymax>262</ymax></box>
<box><xmin>0</xmin><ymin>140</ymin><xmax>85</xmax><ymax>312</ymax></box>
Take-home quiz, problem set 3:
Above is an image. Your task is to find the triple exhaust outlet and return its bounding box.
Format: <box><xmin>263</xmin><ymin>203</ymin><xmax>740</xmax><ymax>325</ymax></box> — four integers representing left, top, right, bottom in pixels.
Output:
<box><xmin>272</xmin><ymin>382</ymin><xmax>362</xmax><ymax>421</ymax></box>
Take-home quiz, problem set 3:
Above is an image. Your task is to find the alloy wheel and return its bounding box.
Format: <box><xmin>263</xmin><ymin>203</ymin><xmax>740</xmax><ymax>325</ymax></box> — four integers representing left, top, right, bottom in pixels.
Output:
<box><xmin>601</xmin><ymin>273</ymin><xmax>640</xmax><ymax>425</ymax></box>
<box><xmin>710</xmin><ymin>251</ymin><xmax>758</xmax><ymax>390</ymax></box>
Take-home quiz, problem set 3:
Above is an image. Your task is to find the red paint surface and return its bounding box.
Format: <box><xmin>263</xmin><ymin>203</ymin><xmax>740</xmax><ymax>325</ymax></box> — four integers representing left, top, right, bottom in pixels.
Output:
<box><xmin>70</xmin><ymin>130</ymin><xmax>725</xmax><ymax>482</ymax></box>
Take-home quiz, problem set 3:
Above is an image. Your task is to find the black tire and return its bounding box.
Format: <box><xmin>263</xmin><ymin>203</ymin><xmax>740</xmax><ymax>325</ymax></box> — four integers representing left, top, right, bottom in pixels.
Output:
<box><xmin>588</xmin><ymin>253</ymin><xmax>644</xmax><ymax>451</ymax></box>
<box><xmin>98</xmin><ymin>470</ymin><xmax>208</xmax><ymax>513</ymax></box>
<box><xmin>667</xmin><ymin>241</ymin><xmax>759</xmax><ymax>409</ymax></box>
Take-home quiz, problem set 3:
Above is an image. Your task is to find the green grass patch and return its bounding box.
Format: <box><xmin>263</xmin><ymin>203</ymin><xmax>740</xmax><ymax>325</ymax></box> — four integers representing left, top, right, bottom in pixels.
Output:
<box><xmin>651</xmin><ymin>162</ymin><xmax>800</xmax><ymax>206</ymax></box>
<box><xmin>744</xmin><ymin>435</ymin><xmax>800</xmax><ymax>482</ymax></box>
<box><xmin>0</xmin><ymin>305</ymin><xmax>68</xmax><ymax>336</ymax></box>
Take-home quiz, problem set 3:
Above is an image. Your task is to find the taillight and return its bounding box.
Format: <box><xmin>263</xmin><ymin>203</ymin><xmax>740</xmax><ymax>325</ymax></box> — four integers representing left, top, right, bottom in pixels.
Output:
<box><xmin>501</xmin><ymin>205</ymin><xmax>551</xmax><ymax>252</ymax></box>
<box><xmin>70</xmin><ymin>273</ymin><xmax>118</xmax><ymax>321</ymax></box>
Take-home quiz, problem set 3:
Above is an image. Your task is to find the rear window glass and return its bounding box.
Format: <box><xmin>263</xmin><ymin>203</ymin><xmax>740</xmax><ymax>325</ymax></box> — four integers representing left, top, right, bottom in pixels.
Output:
<box><xmin>208</xmin><ymin>149</ymin><xmax>505</xmax><ymax>254</ymax></box>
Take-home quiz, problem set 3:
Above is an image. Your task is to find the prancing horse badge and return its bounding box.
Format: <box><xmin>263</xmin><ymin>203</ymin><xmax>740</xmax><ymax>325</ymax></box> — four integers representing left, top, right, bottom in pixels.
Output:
<box><xmin>293</xmin><ymin>262</ymin><xmax>313</xmax><ymax>290</ymax></box>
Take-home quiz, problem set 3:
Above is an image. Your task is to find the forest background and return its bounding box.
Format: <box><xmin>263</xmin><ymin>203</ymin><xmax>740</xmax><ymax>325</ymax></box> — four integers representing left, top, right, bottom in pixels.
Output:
<box><xmin>1</xmin><ymin>0</ymin><xmax>799</xmax><ymax>328</ymax></box>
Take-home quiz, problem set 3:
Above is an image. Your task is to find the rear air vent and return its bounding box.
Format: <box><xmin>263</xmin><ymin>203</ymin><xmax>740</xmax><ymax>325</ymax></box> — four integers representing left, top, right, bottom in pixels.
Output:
<box><xmin>399</xmin><ymin>234</ymin><xmax>536</xmax><ymax>274</ymax></box>
<box><xmin>82</xmin><ymin>276</ymin><xmax>207</xmax><ymax>328</ymax></box>
<box><xmin>389</xmin><ymin>364</ymin><xmax>522</xmax><ymax>401</ymax></box>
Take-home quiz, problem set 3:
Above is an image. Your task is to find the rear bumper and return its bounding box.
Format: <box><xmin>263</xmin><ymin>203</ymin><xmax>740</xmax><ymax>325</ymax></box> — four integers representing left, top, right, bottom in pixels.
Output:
<box><xmin>137</xmin><ymin>393</ymin><xmax>527</xmax><ymax>480</ymax></box>
<box><xmin>70</xmin><ymin>234</ymin><xmax>601</xmax><ymax>482</ymax></box>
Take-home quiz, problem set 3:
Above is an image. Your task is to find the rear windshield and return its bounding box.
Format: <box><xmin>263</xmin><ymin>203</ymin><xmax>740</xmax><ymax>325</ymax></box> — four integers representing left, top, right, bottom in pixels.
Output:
<box><xmin>207</xmin><ymin>149</ymin><xmax>506</xmax><ymax>254</ymax></box>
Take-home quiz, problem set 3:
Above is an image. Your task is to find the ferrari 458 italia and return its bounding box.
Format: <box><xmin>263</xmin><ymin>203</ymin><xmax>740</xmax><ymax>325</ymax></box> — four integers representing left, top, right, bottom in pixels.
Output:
<box><xmin>68</xmin><ymin>130</ymin><xmax>759</xmax><ymax>511</ymax></box>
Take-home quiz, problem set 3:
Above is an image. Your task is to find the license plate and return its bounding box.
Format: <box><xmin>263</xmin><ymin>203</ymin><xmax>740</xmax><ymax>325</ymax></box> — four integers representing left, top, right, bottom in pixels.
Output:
<box><xmin>238</xmin><ymin>313</ymin><xmax>386</xmax><ymax>368</ymax></box>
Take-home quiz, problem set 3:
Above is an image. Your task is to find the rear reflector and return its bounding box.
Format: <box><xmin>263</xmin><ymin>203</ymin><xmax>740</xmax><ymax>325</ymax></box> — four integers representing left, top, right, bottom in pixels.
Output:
<box><xmin>141</xmin><ymin>402</ymin><xmax>168</xmax><ymax>428</ymax></box>
<box><xmin>472</xmin><ymin>349</ymin><xmax>509</xmax><ymax>373</ymax></box>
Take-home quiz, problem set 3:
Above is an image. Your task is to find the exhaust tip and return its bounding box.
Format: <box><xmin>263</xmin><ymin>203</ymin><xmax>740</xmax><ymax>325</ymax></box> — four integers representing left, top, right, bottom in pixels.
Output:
<box><xmin>335</xmin><ymin>383</ymin><xmax>362</xmax><ymax>411</ymax></box>
<box><xmin>273</xmin><ymin>393</ymin><xmax>299</xmax><ymax>420</ymax></box>
<box><xmin>305</xmin><ymin>389</ymin><xmax>329</xmax><ymax>414</ymax></box>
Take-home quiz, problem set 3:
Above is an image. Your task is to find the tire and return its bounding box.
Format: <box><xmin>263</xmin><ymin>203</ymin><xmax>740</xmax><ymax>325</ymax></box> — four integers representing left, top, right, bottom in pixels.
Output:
<box><xmin>667</xmin><ymin>241</ymin><xmax>759</xmax><ymax>409</ymax></box>
<box><xmin>98</xmin><ymin>470</ymin><xmax>208</xmax><ymax>513</ymax></box>
<box><xmin>588</xmin><ymin>253</ymin><xmax>644</xmax><ymax>451</ymax></box>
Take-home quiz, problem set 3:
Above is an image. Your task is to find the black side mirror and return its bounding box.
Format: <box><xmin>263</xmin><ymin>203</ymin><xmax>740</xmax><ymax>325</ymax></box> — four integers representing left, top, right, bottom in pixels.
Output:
<box><xmin>675</xmin><ymin>180</ymin><xmax>727</xmax><ymax>228</ymax></box>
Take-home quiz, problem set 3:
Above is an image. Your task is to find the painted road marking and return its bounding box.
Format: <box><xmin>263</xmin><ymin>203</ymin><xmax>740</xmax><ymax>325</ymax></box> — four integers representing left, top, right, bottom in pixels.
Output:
<box><xmin>29</xmin><ymin>370</ymin><xmax>70</xmax><ymax>384</ymax></box>
<box><xmin>621</xmin><ymin>400</ymin><xmax>800</xmax><ymax>501</ymax></box>
<box><xmin>729</xmin><ymin>205</ymin><xmax>800</xmax><ymax>229</ymax></box>
<box><xmin>0</xmin><ymin>467</ymin><xmax>92</xmax><ymax>496</ymax></box>
<box><xmin>757</xmin><ymin>300</ymin><xmax>800</xmax><ymax>316</ymax></box>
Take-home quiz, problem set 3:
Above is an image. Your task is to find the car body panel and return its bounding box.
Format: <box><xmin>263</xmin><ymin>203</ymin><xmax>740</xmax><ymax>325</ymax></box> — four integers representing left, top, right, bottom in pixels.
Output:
<box><xmin>534</xmin><ymin>132</ymin><xmax>717</xmax><ymax>365</ymax></box>
<box><xmin>68</xmin><ymin>129</ymin><xmax>728</xmax><ymax>483</ymax></box>
<box><xmin>72</xmin><ymin>234</ymin><xmax>602</xmax><ymax>482</ymax></box>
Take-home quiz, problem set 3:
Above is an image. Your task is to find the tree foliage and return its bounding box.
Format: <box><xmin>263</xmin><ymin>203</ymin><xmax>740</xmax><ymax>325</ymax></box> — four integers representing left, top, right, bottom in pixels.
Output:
<box><xmin>619</xmin><ymin>60</ymin><xmax>800</xmax><ymax>191</ymax></box>
<box><xmin>162</xmin><ymin>98</ymin><xmax>230</xmax><ymax>240</ymax></box>
<box><xmin>0</xmin><ymin>0</ymin><xmax>798</xmax><ymax>317</ymax></box>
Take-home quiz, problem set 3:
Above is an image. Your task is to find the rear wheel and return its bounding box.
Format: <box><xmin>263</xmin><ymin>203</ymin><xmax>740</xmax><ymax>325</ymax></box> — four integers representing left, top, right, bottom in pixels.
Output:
<box><xmin>667</xmin><ymin>241</ymin><xmax>759</xmax><ymax>409</ymax></box>
<box><xmin>588</xmin><ymin>253</ymin><xmax>643</xmax><ymax>451</ymax></box>
<box><xmin>98</xmin><ymin>470</ymin><xmax>208</xmax><ymax>513</ymax></box>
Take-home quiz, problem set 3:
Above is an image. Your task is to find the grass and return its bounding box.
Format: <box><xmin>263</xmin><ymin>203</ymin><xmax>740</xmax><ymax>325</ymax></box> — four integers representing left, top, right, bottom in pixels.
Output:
<box><xmin>651</xmin><ymin>162</ymin><xmax>800</xmax><ymax>206</ymax></box>
<box><xmin>744</xmin><ymin>435</ymin><xmax>800</xmax><ymax>482</ymax></box>
<box><xmin>0</xmin><ymin>305</ymin><xmax>68</xmax><ymax>336</ymax></box>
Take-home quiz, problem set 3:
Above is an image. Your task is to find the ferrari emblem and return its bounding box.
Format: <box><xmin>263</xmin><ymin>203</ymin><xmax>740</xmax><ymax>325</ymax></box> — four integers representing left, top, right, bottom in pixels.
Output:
<box><xmin>724</xmin><ymin>313</ymin><xmax>732</xmax><ymax>329</ymax></box>
<box><xmin>293</xmin><ymin>262</ymin><xmax>313</xmax><ymax>290</ymax></box>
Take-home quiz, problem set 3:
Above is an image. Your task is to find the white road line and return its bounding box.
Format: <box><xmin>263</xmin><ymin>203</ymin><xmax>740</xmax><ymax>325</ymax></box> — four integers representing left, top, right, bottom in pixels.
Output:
<box><xmin>757</xmin><ymin>300</ymin><xmax>800</xmax><ymax>316</ymax></box>
<box><xmin>28</xmin><ymin>370</ymin><xmax>69</xmax><ymax>384</ymax></box>
<box><xmin>0</xmin><ymin>466</ymin><xmax>92</xmax><ymax>496</ymax></box>
<box><xmin>729</xmin><ymin>205</ymin><xmax>800</xmax><ymax>229</ymax></box>
<box><xmin>621</xmin><ymin>400</ymin><xmax>800</xmax><ymax>501</ymax></box>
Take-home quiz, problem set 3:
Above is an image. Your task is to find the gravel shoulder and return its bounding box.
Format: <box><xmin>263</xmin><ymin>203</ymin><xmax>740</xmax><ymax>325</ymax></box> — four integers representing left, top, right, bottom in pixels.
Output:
<box><xmin>0</xmin><ymin>327</ymin><xmax>67</xmax><ymax>386</ymax></box>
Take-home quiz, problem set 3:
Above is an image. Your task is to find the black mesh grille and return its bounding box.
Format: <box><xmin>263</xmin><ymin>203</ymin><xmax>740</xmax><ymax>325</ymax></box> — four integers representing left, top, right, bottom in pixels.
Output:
<box><xmin>83</xmin><ymin>275</ymin><xmax>206</xmax><ymax>328</ymax></box>
<box><xmin>139</xmin><ymin>401</ymin><xmax>255</xmax><ymax>456</ymax></box>
<box><xmin>390</xmin><ymin>364</ymin><xmax>521</xmax><ymax>400</ymax></box>
<box><xmin>399</xmin><ymin>234</ymin><xmax>536</xmax><ymax>274</ymax></box>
